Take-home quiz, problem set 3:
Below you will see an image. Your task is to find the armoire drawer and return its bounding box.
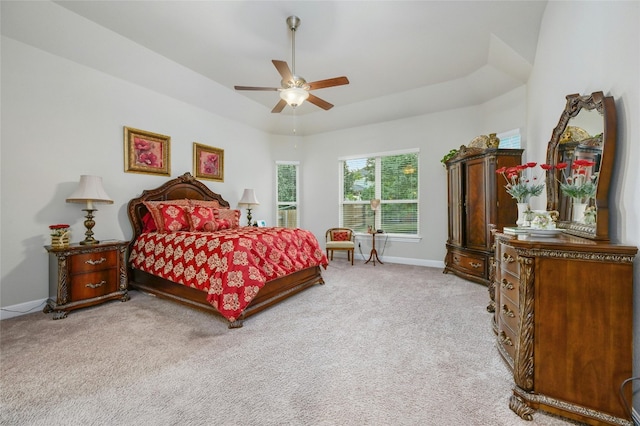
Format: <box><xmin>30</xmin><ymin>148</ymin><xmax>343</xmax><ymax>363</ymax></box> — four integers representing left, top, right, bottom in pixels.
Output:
<box><xmin>449</xmin><ymin>250</ymin><xmax>486</xmax><ymax>278</ymax></box>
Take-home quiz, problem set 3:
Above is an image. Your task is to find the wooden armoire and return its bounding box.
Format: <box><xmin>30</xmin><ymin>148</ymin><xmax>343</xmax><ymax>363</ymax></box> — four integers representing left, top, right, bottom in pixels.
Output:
<box><xmin>444</xmin><ymin>147</ymin><xmax>523</xmax><ymax>286</ymax></box>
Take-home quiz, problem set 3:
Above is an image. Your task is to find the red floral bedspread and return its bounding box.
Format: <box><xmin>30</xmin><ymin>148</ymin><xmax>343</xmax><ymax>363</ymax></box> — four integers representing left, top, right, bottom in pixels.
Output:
<box><xmin>129</xmin><ymin>227</ymin><xmax>328</xmax><ymax>322</ymax></box>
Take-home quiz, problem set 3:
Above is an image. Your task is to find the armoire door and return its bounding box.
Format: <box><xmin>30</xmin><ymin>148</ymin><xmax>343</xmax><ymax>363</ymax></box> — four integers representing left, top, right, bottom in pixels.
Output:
<box><xmin>464</xmin><ymin>157</ymin><xmax>489</xmax><ymax>250</ymax></box>
<box><xmin>447</xmin><ymin>162</ymin><xmax>463</xmax><ymax>246</ymax></box>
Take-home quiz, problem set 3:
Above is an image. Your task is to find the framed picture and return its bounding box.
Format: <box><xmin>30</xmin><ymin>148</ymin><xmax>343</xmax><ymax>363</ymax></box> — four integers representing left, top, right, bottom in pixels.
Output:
<box><xmin>124</xmin><ymin>127</ymin><xmax>170</xmax><ymax>176</ymax></box>
<box><xmin>193</xmin><ymin>143</ymin><xmax>224</xmax><ymax>182</ymax></box>
<box><xmin>256</xmin><ymin>220</ymin><xmax>267</xmax><ymax>227</ymax></box>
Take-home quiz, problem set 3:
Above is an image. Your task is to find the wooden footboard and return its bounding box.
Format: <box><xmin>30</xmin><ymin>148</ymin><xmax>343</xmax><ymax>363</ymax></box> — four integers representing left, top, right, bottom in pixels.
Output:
<box><xmin>129</xmin><ymin>266</ymin><xmax>324</xmax><ymax>328</ymax></box>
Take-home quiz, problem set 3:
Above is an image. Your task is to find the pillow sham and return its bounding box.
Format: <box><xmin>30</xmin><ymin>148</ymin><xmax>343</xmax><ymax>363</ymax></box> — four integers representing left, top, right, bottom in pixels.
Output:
<box><xmin>189</xmin><ymin>199</ymin><xmax>222</xmax><ymax>209</ymax></box>
<box><xmin>160</xmin><ymin>204</ymin><xmax>190</xmax><ymax>232</ymax></box>
<box><xmin>143</xmin><ymin>200</ymin><xmax>190</xmax><ymax>233</ymax></box>
<box><xmin>213</xmin><ymin>208</ymin><xmax>241</xmax><ymax>229</ymax></box>
<box><xmin>188</xmin><ymin>206</ymin><xmax>216</xmax><ymax>231</ymax></box>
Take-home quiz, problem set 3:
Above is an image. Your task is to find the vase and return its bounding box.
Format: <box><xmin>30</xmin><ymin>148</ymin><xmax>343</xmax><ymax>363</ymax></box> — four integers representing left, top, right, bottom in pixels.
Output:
<box><xmin>516</xmin><ymin>202</ymin><xmax>529</xmax><ymax>227</ymax></box>
<box><xmin>572</xmin><ymin>199</ymin><xmax>587</xmax><ymax>223</ymax></box>
<box><xmin>50</xmin><ymin>230</ymin><xmax>70</xmax><ymax>248</ymax></box>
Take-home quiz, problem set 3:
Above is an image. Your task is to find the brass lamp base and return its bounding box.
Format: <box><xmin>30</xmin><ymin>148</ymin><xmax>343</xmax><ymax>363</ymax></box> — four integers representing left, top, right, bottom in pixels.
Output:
<box><xmin>79</xmin><ymin>208</ymin><xmax>100</xmax><ymax>245</ymax></box>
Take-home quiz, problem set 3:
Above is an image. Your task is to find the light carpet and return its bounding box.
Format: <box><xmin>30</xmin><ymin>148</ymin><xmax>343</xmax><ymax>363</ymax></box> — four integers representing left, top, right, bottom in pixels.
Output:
<box><xmin>0</xmin><ymin>260</ymin><xmax>582</xmax><ymax>425</ymax></box>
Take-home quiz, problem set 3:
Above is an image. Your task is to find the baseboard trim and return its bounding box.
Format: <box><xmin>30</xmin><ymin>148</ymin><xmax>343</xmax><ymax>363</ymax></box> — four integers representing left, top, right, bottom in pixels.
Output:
<box><xmin>0</xmin><ymin>298</ymin><xmax>48</xmax><ymax>320</ymax></box>
<box><xmin>353</xmin><ymin>253</ymin><xmax>445</xmax><ymax>268</ymax></box>
<box><xmin>2</xmin><ymin>259</ymin><xmax>448</xmax><ymax>320</ymax></box>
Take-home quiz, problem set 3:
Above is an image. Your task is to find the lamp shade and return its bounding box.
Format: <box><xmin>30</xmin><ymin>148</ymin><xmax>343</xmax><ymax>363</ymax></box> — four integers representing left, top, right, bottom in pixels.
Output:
<box><xmin>238</xmin><ymin>188</ymin><xmax>260</xmax><ymax>206</ymax></box>
<box><xmin>66</xmin><ymin>175</ymin><xmax>113</xmax><ymax>210</ymax></box>
<box><xmin>279</xmin><ymin>87</ymin><xmax>309</xmax><ymax>108</ymax></box>
<box><xmin>370</xmin><ymin>199</ymin><xmax>381</xmax><ymax>210</ymax></box>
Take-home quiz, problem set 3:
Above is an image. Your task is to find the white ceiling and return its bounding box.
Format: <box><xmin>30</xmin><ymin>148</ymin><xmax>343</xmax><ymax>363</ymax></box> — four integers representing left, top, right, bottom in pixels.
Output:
<box><xmin>2</xmin><ymin>1</ymin><xmax>547</xmax><ymax>136</ymax></box>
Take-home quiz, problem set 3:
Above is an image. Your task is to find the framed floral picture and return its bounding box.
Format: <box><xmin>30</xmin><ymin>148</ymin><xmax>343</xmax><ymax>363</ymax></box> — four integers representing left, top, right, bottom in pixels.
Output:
<box><xmin>193</xmin><ymin>143</ymin><xmax>224</xmax><ymax>182</ymax></box>
<box><xmin>124</xmin><ymin>127</ymin><xmax>170</xmax><ymax>176</ymax></box>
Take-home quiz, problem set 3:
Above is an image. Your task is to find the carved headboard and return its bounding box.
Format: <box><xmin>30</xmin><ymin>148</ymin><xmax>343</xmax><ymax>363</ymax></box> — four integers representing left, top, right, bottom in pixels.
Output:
<box><xmin>127</xmin><ymin>172</ymin><xmax>230</xmax><ymax>243</ymax></box>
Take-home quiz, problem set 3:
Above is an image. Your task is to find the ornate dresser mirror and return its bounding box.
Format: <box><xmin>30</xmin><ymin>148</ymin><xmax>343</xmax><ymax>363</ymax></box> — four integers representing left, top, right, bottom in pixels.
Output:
<box><xmin>545</xmin><ymin>91</ymin><xmax>616</xmax><ymax>240</ymax></box>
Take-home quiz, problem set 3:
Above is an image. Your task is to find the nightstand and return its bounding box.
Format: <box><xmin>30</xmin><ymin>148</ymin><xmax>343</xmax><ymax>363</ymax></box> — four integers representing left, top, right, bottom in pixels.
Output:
<box><xmin>44</xmin><ymin>240</ymin><xmax>129</xmax><ymax>319</ymax></box>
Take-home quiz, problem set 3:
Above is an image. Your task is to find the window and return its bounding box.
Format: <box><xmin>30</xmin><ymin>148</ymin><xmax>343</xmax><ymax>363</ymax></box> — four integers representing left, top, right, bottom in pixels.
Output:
<box><xmin>276</xmin><ymin>161</ymin><xmax>299</xmax><ymax>228</ymax></box>
<box><xmin>340</xmin><ymin>149</ymin><xmax>419</xmax><ymax>235</ymax></box>
<box><xmin>497</xmin><ymin>129</ymin><xmax>521</xmax><ymax>149</ymax></box>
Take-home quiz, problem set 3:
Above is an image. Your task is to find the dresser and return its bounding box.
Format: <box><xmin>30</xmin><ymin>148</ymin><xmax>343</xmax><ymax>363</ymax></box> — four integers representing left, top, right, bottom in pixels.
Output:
<box><xmin>44</xmin><ymin>241</ymin><xmax>129</xmax><ymax>319</ymax></box>
<box><xmin>444</xmin><ymin>147</ymin><xmax>522</xmax><ymax>286</ymax></box>
<box><xmin>493</xmin><ymin>231</ymin><xmax>636</xmax><ymax>426</ymax></box>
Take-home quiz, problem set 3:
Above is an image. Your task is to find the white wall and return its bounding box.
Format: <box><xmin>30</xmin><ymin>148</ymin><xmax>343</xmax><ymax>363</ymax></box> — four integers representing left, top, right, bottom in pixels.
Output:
<box><xmin>526</xmin><ymin>0</ymin><xmax>640</xmax><ymax>404</ymax></box>
<box><xmin>1</xmin><ymin>37</ymin><xmax>275</xmax><ymax>308</ymax></box>
<box><xmin>291</xmin><ymin>86</ymin><xmax>526</xmax><ymax>264</ymax></box>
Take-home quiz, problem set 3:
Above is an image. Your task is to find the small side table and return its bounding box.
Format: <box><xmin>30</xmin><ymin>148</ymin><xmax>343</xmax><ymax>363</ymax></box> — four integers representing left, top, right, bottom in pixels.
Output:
<box><xmin>44</xmin><ymin>240</ymin><xmax>129</xmax><ymax>319</ymax></box>
<box><xmin>364</xmin><ymin>232</ymin><xmax>384</xmax><ymax>266</ymax></box>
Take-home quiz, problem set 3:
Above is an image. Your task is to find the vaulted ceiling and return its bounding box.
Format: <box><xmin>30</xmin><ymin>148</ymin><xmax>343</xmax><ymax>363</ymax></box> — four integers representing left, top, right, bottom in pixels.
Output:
<box><xmin>1</xmin><ymin>1</ymin><xmax>547</xmax><ymax>135</ymax></box>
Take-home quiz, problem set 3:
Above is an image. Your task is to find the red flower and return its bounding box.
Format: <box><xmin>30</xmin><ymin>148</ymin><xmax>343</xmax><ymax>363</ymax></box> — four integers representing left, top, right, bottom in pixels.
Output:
<box><xmin>49</xmin><ymin>224</ymin><xmax>69</xmax><ymax>229</ymax></box>
<box><xmin>134</xmin><ymin>137</ymin><xmax>151</xmax><ymax>151</ymax></box>
<box><xmin>540</xmin><ymin>164</ymin><xmax>553</xmax><ymax>171</ymax></box>
<box><xmin>138</xmin><ymin>152</ymin><xmax>159</xmax><ymax>167</ymax></box>
<box><xmin>526</xmin><ymin>162</ymin><xmax>537</xmax><ymax>168</ymax></box>
<box><xmin>556</xmin><ymin>162</ymin><xmax>569</xmax><ymax>170</ymax></box>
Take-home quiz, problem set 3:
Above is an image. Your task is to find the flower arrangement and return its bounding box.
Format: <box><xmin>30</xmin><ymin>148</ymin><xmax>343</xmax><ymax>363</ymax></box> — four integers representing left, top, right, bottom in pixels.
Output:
<box><xmin>555</xmin><ymin>159</ymin><xmax>598</xmax><ymax>203</ymax></box>
<box><xmin>49</xmin><ymin>224</ymin><xmax>70</xmax><ymax>236</ymax></box>
<box><xmin>496</xmin><ymin>162</ymin><xmax>547</xmax><ymax>203</ymax></box>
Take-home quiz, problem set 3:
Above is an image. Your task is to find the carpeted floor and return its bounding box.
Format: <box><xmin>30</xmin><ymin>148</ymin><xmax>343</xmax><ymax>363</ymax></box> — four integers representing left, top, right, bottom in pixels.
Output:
<box><xmin>1</xmin><ymin>260</ymin><xmax>583</xmax><ymax>425</ymax></box>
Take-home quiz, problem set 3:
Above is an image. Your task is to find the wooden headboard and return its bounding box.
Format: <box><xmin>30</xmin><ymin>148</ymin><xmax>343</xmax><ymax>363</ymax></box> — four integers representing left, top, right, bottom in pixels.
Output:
<box><xmin>127</xmin><ymin>172</ymin><xmax>230</xmax><ymax>243</ymax></box>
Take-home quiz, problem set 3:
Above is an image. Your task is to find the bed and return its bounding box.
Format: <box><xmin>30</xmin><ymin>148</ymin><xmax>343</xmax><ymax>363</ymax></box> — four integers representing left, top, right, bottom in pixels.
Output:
<box><xmin>127</xmin><ymin>172</ymin><xmax>327</xmax><ymax>328</ymax></box>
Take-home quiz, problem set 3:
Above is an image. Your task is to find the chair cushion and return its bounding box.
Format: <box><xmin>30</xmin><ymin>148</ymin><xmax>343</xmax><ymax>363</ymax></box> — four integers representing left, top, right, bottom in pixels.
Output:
<box><xmin>326</xmin><ymin>241</ymin><xmax>355</xmax><ymax>249</ymax></box>
<box><xmin>331</xmin><ymin>230</ymin><xmax>351</xmax><ymax>241</ymax></box>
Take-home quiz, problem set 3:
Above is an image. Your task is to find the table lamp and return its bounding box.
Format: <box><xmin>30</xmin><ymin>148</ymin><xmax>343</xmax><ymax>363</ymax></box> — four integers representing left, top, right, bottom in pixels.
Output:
<box><xmin>238</xmin><ymin>188</ymin><xmax>259</xmax><ymax>226</ymax></box>
<box><xmin>66</xmin><ymin>175</ymin><xmax>113</xmax><ymax>245</ymax></box>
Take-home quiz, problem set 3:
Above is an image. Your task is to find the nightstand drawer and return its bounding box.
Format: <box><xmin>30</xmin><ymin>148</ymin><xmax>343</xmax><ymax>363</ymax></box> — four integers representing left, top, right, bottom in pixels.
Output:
<box><xmin>69</xmin><ymin>269</ymin><xmax>118</xmax><ymax>302</ymax></box>
<box><xmin>71</xmin><ymin>250</ymin><xmax>117</xmax><ymax>273</ymax></box>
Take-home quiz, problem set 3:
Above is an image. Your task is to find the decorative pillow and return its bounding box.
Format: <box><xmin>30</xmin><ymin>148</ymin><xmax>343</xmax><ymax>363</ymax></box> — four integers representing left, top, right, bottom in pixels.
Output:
<box><xmin>141</xmin><ymin>212</ymin><xmax>157</xmax><ymax>233</ymax></box>
<box><xmin>160</xmin><ymin>204</ymin><xmax>190</xmax><ymax>232</ymax></box>
<box><xmin>331</xmin><ymin>230</ymin><xmax>351</xmax><ymax>241</ymax></box>
<box><xmin>202</xmin><ymin>221</ymin><xmax>218</xmax><ymax>232</ymax></box>
<box><xmin>189</xmin><ymin>199</ymin><xmax>222</xmax><ymax>209</ymax></box>
<box><xmin>143</xmin><ymin>200</ymin><xmax>189</xmax><ymax>233</ymax></box>
<box><xmin>213</xmin><ymin>209</ymin><xmax>241</xmax><ymax>229</ymax></box>
<box><xmin>215</xmin><ymin>219</ymin><xmax>231</xmax><ymax>231</ymax></box>
<box><xmin>188</xmin><ymin>206</ymin><xmax>216</xmax><ymax>231</ymax></box>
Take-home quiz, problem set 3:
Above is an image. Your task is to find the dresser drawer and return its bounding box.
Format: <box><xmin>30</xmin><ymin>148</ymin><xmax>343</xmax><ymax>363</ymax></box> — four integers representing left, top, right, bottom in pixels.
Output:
<box><xmin>69</xmin><ymin>269</ymin><xmax>118</xmax><ymax>302</ymax></box>
<box><xmin>498</xmin><ymin>324</ymin><xmax>517</xmax><ymax>362</ymax></box>
<box><xmin>70</xmin><ymin>250</ymin><xmax>117</xmax><ymax>273</ymax></box>
<box><xmin>500</xmin><ymin>296</ymin><xmax>519</xmax><ymax>335</ymax></box>
<box><xmin>499</xmin><ymin>243</ymin><xmax>518</xmax><ymax>275</ymax></box>
<box><xmin>449</xmin><ymin>250</ymin><xmax>486</xmax><ymax>278</ymax></box>
<box><xmin>498</xmin><ymin>269</ymin><xmax>519</xmax><ymax>307</ymax></box>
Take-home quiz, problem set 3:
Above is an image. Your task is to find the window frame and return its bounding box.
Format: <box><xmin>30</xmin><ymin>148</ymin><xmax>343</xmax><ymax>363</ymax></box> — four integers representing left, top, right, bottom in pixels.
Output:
<box><xmin>339</xmin><ymin>148</ymin><xmax>420</xmax><ymax>240</ymax></box>
<box><xmin>276</xmin><ymin>161</ymin><xmax>300</xmax><ymax>229</ymax></box>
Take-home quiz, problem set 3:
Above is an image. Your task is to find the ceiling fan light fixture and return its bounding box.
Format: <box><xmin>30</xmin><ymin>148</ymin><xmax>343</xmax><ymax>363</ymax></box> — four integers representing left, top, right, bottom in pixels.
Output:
<box><xmin>280</xmin><ymin>87</ymin><xmax>309</xmax><ymax>108</ymax></box>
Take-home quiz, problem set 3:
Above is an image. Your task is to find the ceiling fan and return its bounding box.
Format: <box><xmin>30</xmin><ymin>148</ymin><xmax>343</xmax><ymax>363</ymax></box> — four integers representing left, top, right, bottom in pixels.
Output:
<box><xmin>234</xmin><ymin>16</ymin><xmax>349</xmax><ymax>113</ymax></box>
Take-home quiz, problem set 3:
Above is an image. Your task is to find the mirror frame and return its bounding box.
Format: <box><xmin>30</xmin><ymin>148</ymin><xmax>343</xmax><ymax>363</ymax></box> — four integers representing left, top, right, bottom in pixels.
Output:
<box><xmin>545</xmin><ymin>91</ymin><xmax>616</xmax><ymax>241</ymax></box>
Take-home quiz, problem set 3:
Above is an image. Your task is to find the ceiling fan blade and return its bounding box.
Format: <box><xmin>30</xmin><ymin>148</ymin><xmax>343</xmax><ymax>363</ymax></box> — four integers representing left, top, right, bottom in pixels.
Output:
<box><xmin>307</xmin><ymin>77</ymin><xmax>350</xmax><ymax>90</ymax></box>
<box><xmin>271</xmin><ymin>99</ymin><xmax>287</xmax><ymax>113</ymax></box>
<box><xmin>272</xmin><ymin>60</ymin><xmax>293</xmax><ymax>83</ymax></box>
<box><xmin>307</xmin><ymin>93</ymin><xmax>334</xmax><ymax>110</ymax></box>
<box><xmin>234</xmin><ymin>86</ymin><xmax>279</xmax><ymax>91</ymax></box>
